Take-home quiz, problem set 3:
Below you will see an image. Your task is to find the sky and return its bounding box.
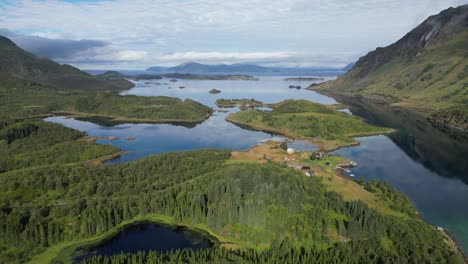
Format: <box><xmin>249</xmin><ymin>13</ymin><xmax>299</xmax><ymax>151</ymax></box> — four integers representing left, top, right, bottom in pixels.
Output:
<box><xmin>0</xmin><ymin>0</ymin><xmax>467</xmax><ymax>70</ymax></box>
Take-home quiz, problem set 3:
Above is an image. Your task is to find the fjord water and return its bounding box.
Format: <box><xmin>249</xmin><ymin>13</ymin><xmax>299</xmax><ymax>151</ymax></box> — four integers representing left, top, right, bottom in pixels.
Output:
<box><xmin>74</xmin><ymin>223</ymin><xmax>213</xmax><ymax>262</ymax></box>
<box><xmin>334</xmin><ymin>135</ymin><xmax>468</xmax><ymax>253</ymax></box>
<box><xmin>119</xmin><ymin>76</ymin><xmax>337</xmax><ymax>108</ymax></box>
<box><xmin>330</xmin><ymin>96</ymin><xmax>468</xmax><ymax>255</ymax></box>
<box><xmin>47</xmin><ymin>77</ymin><xmax>328</xmax><ymax>162</ymax></box>
<box><xmin>46</xmin><ymin>76</ymin><xmax>468</xmax><ymax>255</ymax></box>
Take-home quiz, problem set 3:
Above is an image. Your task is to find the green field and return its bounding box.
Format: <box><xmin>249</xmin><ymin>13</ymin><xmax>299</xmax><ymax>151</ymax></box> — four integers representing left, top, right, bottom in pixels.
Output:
<box><xmin>227</xmin><ymin>100</ymin><xmax>392</xmax><ymax>150</ymax></box>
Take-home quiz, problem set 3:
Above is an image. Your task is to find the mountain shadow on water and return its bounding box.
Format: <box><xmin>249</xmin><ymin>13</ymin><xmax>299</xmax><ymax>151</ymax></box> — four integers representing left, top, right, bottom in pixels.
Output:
<box><xmin>326</xmin><ymin>93</ymin><xmax>468</xmax><ymax>185</ymax></box>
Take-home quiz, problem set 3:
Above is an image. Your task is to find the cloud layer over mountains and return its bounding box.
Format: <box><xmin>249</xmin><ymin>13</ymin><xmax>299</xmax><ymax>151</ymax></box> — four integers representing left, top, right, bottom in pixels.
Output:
<box><xmin>0</xmin><ymin>0</ymin><xmax>466</xmax><ymax>69</ymax></box>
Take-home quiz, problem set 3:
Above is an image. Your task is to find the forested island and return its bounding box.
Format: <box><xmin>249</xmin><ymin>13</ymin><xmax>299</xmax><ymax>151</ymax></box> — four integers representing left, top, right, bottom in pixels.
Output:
<box><xmin>215</xmin><ymin>98</ymin><xmax>265</xmax><ymax>108</ymax></box>
<box><xmin>0</xmin><ymin>119</ymin><xmax>464</xmax><ymax>263</ymax></box>
<box><xmin>226</xmin><ymin>99</ymin><xmax>393</xmax><ymax>150</ymax></box>
<box><xmin>98</xmin><ymin>71</ymin><xmax>257</xmax><ymax>81</ymax></box>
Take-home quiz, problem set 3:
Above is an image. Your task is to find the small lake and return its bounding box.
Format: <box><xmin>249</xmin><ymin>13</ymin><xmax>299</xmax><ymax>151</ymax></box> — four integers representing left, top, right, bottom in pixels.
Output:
<box><xmin>46</xmin><ymin>76</ymin><xmax>468</xmax><ymax>256</ymax></box>
<box><xmin>74</xmin><ymin>223</ymin><xmax>213</xmax><ymax>262</ymax></box>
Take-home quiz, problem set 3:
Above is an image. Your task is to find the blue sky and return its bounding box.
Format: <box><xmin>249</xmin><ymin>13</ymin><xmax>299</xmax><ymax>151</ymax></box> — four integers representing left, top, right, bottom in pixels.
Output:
<box><xmin>0</xmin><ymin>0</ymin><xmax>467</xmax><ymax>69</ymax></box>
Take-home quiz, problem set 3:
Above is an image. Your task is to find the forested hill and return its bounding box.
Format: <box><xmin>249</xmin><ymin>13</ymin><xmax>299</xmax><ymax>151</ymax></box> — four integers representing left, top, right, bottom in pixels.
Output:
<box><xmin>311</xmin><ymin>5</ymin><xmax>468</xmax><ymax>112</ymax></box>
<box><xmin>0</xmin><ymin>35</ymin><xmax>213</xmax><ymax>123</ymax></box>
<box><xmin>0</xmin><ymin>36</ymin><xmax>133</xmax><ymax>91</ymax></box>
<box><xmin>0</xmin><ymin>119</ymin><xmax>463</xmax><ymax>263</ymax></box>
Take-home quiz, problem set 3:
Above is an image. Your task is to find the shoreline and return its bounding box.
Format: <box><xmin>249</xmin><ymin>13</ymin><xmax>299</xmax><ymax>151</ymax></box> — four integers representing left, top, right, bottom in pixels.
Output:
<box><xmin>415</xmin><ymin>213</ymin><xmax>468</xmax><ymax>262</ymax></box>
<box><xmin>50</xmin><ymin>110</ymin><xmax>212</xmax><ymax>125</ymax></box>
<box><xmin>307</xmin><ymin>88</ymin><xmax>468</xmax><ymax>261</ymax></box>
<box><xmin>30</xmin><ymin>214</ymin><xmax>241</xmax><ymax>264</ymax></box>
<box><xmin>226</xmin><ymin>116</ymin><xmax>395</xmax><ymax>152</ymax></box>
<box><xmin>83</xmin><ymin>151</ymin><xmax>129</xmax><ymax>165</ymax></box>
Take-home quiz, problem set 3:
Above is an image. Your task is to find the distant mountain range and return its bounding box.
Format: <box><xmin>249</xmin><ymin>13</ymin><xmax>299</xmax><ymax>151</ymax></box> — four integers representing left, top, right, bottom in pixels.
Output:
<box><xmin>146</xmin><ymin>62</ymin><xmax>352</xmax><ymax>76</ymax></box>
<box><xmin>0</xmin><ymin>36</ymin><xmax>133</xmax><ymax>91</ymax></box>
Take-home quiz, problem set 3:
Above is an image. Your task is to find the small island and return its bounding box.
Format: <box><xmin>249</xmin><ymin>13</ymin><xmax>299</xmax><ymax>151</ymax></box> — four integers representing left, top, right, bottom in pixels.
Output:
<box><xmin>209</xmin><ymin>89</ymin><xmax>221</xmax><ymax>94</ymax></box>
<box><xmin>284</xmin><ymin>77</ymin><xmax>325</xmax><ymax>81</ymax></box>
<box><xmin>215</xmin><ymin>98</ymin><xmax>265</xmax><ymax>108</ymax></box>
<box><xmin>226</xmin><ymin>99</ymin><xmax>393</xmax><ymax>151</ymax></box>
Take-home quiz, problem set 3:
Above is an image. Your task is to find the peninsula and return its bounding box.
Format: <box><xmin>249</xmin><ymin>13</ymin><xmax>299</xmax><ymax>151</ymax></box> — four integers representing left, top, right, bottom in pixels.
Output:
<box><xmin>226</xmin><ymin>99</ymin><xmax>393</xmax><ymax>150</ymax></box>
<box><xmin>215</xmin><ymin>98</ymin><xmax>265</xmax><ymax>108</ymax></box>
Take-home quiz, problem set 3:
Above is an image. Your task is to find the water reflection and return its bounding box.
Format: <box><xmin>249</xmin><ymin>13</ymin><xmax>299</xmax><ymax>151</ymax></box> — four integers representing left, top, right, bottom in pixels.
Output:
<box><xmin>333</xmin><ymin>135</ymin><xmax>468</xmax><ymax>254</ymax></box>
<box><xmin>74</xmin><ymin>223</ymin><xmax>213</xmax><ymax>262</ymax></box>
<box><xmin>47</xmin><ymin>77</ymin><xmax>328</xmax><ymax>162</ymax></box>
<box><xmin>46</xmin><ymin>113</ymin><xmax>318</xmax><ymax>163</ymax></box>
<box><xmin>327</xmin><ymin>94</ymin><xmax>468</xmax><ymax>254</ymax></box>
<box><xmin>327</xmin><ymin>93</ymin><xmax>468</xmax><ymax>183</ymax></box>
<box><xmin>121</xmin><ymin>76</ymin><xmax>337</xmax><ymax>108</ymax></box>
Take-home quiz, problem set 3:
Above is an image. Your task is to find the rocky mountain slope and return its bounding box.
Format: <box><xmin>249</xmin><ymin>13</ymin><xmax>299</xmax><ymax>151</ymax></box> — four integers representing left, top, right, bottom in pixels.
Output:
<box><xmin>312</xmin><ymin>5</ymin><xmax>468</xmax><ymax>112</ymax></box>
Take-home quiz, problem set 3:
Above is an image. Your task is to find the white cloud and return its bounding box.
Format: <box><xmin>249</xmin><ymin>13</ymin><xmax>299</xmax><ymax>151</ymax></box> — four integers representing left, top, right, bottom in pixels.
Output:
<box><xmin>0</xmin><ymin>0</ymin><xmax>466</xmax><ymax>69</ymax></box>
<box><xmin>60</xmin><ymin>46</ymin><xmax>149</xmax><ymax>63</ymax></box>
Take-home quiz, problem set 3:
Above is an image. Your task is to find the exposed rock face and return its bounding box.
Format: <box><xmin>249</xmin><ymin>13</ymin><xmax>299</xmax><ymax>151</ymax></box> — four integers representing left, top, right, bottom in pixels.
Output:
<box><xmin>313</xmin><ymin>5</ymin><xmax>468</xmax><ymax>112</ymax></box>
<box><xmin>346</xmin><ymin>5</ymin><xmax>467</xmax><ymax>81</ymax></box>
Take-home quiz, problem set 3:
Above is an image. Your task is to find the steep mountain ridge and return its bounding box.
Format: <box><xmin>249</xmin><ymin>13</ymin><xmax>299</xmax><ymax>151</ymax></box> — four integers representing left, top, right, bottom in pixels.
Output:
<box><xmin>312</xmin><ymin>5</ymin><xmax>468</xmax><ymax>112</ymax></box>
<box><xmin>0</xmin><ymin>36</ymin><xmax>133</xmax><ymax>91</ymax></box>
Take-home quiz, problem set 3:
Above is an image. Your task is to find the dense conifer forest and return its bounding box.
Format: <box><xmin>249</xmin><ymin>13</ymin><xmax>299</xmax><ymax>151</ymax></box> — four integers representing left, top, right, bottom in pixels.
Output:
<box><xmin>0</xmin><ymin>119</ymin><xmax>463</xmax><ymax>263</ymax></box>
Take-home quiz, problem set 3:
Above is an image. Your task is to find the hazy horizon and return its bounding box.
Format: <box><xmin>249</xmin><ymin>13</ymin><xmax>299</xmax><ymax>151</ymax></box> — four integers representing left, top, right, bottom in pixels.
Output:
<box><xmin>1</xmin><ymin>0</ymin><xmax>467</xmax><ymax>70</ymax></box>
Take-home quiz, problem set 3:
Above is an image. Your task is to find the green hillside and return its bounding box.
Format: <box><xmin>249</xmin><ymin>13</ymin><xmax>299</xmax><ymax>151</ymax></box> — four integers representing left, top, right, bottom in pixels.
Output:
<box><xmin>311</xmin><ymin>6</ymin><xmax>468</xmax><ymax>116</ymax></box>
<box><xmin>0</xmin><ymin>37</ymin><xmax>213</xmax><ymax>123</ymax></box>
<box><xmin>0</xmin><ymin>36</ymin><xmax>133</xmax><ymax>91</ymax></box>
<box><xmin>227</xmin><ymin>100</ymin><xmax>391</xmax><ymax>150</ymax></box>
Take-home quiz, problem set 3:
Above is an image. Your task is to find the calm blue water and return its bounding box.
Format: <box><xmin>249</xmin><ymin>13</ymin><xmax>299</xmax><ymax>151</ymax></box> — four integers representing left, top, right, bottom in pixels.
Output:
<box><xmin>74</xmin><ymin>223</ymin><xmax>213</xmax><ymax>262</ymax></box>
<box><xmin>333</xmin><ymin>135</ymin><xmax>468</xmax><ymax>253</ymax></box>
<box><xmin>47</xmin><ymin>76</ymin><xmax>328</xmax><ymax>162</ymax></box>
<box><xmin>47</xmin><ymin>114</ymin><xmax>318</xmax><ymax>163</ymax></box>
<box><xmin>120</xmin><ymin>76</ymin><xmax>337</xmax><ymax>108</ymax></box>
<box><xmin>46</xmin><ymin>76</ymin><xmax>468</xmax><ymax>256</ymax></box>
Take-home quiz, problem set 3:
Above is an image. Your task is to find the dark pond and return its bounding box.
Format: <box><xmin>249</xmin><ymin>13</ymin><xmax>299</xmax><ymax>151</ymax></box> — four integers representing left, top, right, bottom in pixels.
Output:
<box><xmin>74</xmin><ymin>223</ymin><xmax>213</xmax><ymax>262</ymax></box>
